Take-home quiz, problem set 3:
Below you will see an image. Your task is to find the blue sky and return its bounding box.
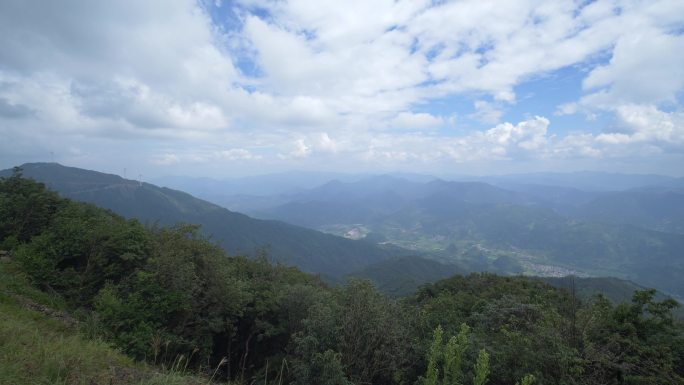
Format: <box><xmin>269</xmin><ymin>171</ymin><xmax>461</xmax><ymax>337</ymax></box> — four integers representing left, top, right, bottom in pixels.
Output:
<box><xmin>1</xmin><ymin>0</ymin><xmax>683</xmax><ymax>177</ymax></box>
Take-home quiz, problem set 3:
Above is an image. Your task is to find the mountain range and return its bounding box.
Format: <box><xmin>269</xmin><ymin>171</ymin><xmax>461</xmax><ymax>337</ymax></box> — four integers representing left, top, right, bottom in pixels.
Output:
<box><xmin>211</xmin><ymin>174</ymin><xmax>684</xmax><ymax>298</ymax></box>
<box><xmin>0</xmin><ymin>163</ymin><xmax>406</xmax><ymax>277</ymax></box>
<box><xmin>4</xmin><ymin>163</ymin><xmax>684</xmax><ymax>299</ymax></box>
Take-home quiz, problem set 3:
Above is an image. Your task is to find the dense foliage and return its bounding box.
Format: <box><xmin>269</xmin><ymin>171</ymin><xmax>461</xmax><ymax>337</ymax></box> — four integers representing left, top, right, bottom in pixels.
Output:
<box><xmin>2</xmin><ymin>170</ymin><xmax>684</xmax><ymax>384</ymax></box>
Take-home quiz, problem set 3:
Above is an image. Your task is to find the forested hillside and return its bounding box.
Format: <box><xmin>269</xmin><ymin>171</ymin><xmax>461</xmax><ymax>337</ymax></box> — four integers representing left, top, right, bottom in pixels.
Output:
<box><xmin>0</xmin><ymin>163</ymin><xmax>404</xmax><ymax>277</ymax></box>
<box><xmin>2</xmin><ymin>168</ymin><xmax>684</xmax><ymax>384</ymax></box>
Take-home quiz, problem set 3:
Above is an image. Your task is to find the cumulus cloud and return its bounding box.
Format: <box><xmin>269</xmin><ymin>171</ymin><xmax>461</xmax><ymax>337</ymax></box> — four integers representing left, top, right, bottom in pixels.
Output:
<box><xmin>357</xmin><ymin>116</ymin><xmax>552</xmax><ymax>164</ymax></box>
<box><xmin>0</xmin><ymin>0</ymin><xmax>682</xmax><ymax>175</ymax></box>
<box><xmin>580</xmin><ymin>28</ymin><xmax>684</xmax><ymax>108</ymax></box>
<box><xmin>0</xmin><ymin>0</ymin><xmax>238</xmax><ymax>136</ymax></box>
<box><xmin>597</xmin><ymin>105</ymin><xmax>684</xmax><ymax>148</ymax></box>
<box><xmin>483</xmin><ymin>117</ymin><xmax>550</xmax><ymax>152</ymax></box>
<box><xmin>555</xmin><ymin>1</ymin><xmax>684</xmax><ymax>161</ymax></box>
<box><xmin>287</xmin><ymin>139</ymin><xmax>312</xmax><ymax>159</ymax></box>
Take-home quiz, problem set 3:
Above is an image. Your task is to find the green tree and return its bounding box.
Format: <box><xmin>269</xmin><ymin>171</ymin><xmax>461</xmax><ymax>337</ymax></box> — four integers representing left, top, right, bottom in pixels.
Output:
<box><xmin>580</xmin><ymin>290</ymin><xmax>684</xmax><ymax>384</ymax></box>
<box><xmin>0</xmin><ymin>167</ymin><xmax>62</xmax><ymax>248</ymax></box>
<box><xmin>422</xmin><ymin>324</ymin><xmax>495</xmax><ymax>385</ymax></box>
<box><xmin>14</xmin><ymin>201</ymin><xmax>151</xmax><ymax>304</ymax></box>
<box><xmin>424</xmin><ymin>325</ymin><xmax>443</xmax><ymax>385</ymax></box>
<box><xmin>473</xmin><ymin>349</ymin><xmax>489</xmax><ymax>385</ymax></box>
<box><xmin>443</xmin><ymin>324</ymin><xmax>470</xmax><ymax>385</ymax></box>
<box><xmin>516</xmin><ymin>374</ymin><xmax>536</xmax><ymax>385</ymax></box>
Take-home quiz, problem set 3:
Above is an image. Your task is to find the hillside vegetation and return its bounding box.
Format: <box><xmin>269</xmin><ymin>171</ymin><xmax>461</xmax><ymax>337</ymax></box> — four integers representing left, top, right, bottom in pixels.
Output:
<box><xmin>2</xmin><ymin>169</ymin><xmax>684</xmax><ymax>384</ymax></box>
<box><xmin>0</xmin><ymin>260</ymin><xmax>204</xmax><ymax>385</ymax></box>
<box><xmin>0</xmin><ymin>163</ymin><xmax>404</xmax><ymax>277</ymax></box>
<box><xmin>9</xmin><ymin>164</ymin><xmax>684</xmax><ymax>299</ymax></box>
<box><xmin>345</xmin><ymin>256</ymin><xmax>465</xmax><ymax>297</ymax></box>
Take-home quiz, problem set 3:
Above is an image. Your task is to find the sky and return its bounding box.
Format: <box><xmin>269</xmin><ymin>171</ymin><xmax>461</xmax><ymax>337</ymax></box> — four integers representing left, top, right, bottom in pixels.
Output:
<box><xmin>1</xmin><ymin>0</ymin><xmax>683</xmax><ymax>178</ymax></box>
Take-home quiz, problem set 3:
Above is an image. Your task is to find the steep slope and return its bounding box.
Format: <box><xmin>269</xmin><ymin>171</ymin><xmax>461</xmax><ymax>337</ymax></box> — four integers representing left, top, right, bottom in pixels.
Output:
<box><xmin>1</xmin><ymin>163</ymin><xmax>404</xmax><ymax>276</ymax></box>
<box><xmin>0</xmin><ymin>262</ymin><xmax>201</xmax><ymax>385</ymax></box>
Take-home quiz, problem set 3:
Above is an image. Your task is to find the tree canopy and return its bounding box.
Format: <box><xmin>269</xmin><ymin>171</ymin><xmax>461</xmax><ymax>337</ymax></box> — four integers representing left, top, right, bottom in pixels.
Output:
<box><xmin>1</xmin><ymin>170</ymin><xmax>683</xmax><ymax>384</ymax></box>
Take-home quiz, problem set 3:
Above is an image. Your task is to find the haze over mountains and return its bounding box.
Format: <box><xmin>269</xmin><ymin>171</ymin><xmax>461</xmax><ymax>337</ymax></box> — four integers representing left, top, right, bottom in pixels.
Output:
<box><xmin>157</xmin><ymin>169</ymin><xmax>684</xmax><ymax>298</ymax></box>
<box><xmin>3</xmin><ymin>1</ymin><xmax>684</xmax><ymax>382</ymax></box>
<box><xmin>5</xmin><ymin>162</ymin><xmax>684</xmax><ymax>300</ymax></box>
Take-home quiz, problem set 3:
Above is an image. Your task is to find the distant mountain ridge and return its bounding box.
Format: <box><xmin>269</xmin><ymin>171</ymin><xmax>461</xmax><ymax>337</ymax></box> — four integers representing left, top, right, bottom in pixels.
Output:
<box><xmin>249</xmin><ymin>176</ymin><xmax>545</xmax><ymax>227</ymax></box>
<box><xmin>573</xmin><ymin>188</ymin><xmax>684</xmax><ymax>234</ymax></box>
<box><xmin>470</xmin><ymin>171</ymin><xmax>677</xmax><ymax>191</ymax></box>
<box><xmin>7</xmin><ymin>164</ymin><xmax>684</xmax><ymax>298</ymax></box>
<box><xmin>1</xmin><ymin>163</ymin><xmax>407</xmax><ymax>277</ymax></box>
<box><xmin>238</xmin><ymin>174</ymin><xmax>684</xmax><ymax>298</ymax></box>
<box><xmin>346</xmin><ymin>255</ymin><xmax>679</xmax><ymax>311</ymax></box>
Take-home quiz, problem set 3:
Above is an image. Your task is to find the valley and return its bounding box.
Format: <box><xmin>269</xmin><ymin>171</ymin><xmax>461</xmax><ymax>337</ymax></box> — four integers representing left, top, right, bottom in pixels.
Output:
<box><xmin>7</xmin><ymin>163</ymin><xmax>683</xmax><ymax>300</ymax></box>
<box><xmin>3</xmin><ymin>163</ymin><xmax>684</xmax><ymax>385</ymax></box>
<box><xmin>188</xmin><ymin>173</ymin><xmax>684</xmax><ymax>298</ymax></box>
<box><xmin>3</xmin><ymin>2</ymin><xmax>683</xmax><ymax>383</ymax></box>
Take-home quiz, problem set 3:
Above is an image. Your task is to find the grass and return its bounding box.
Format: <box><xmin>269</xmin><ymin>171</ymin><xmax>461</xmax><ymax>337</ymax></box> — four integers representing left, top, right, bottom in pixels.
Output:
<box><xmin>0</xmin><ymin>261</ymin><xmax>205</xmax><ymax>385</ymax></box>
<box><xmin>0</xmin><ymin>260</ymin><xmax>66</xmax><ymax>310</ymax></box>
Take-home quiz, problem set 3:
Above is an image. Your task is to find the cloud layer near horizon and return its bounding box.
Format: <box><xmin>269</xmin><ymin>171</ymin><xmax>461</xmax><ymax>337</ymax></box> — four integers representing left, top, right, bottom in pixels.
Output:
<box><xmin>0</xmin><ymin>0</ymin><xmax>683</xmax><ymax>176</ymax></box>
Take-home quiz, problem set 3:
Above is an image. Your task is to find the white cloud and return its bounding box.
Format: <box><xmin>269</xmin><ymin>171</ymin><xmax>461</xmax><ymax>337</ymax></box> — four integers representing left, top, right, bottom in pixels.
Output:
<box><xmin>0</xmin><ymin>0</ymin><xmax>683</xmax><ymax>175</ymax></box>
<box><xmin>315</xmin><ymin>132</ymin><xmax>338</xmax><ymax>153</ymax></box>
<box><xmin>582</xmin><ymin>28</ymin><xmax>684</xmax><ymax>106</ymax></box>
<box><xmin>410</xmin><ymin>0</ymin><xmax>625</xmax><ymax>101</ymax></box>
<box><xmin>553</xmin><ymin>133</ymin><xmax>602</xmax><ymax>158</ymax></box>
<box><xmin>0</xmin><ymin>0</ymin><xmax>238</xmax><ymax>137</ymax></box>
<box><xmin>596</xmin><ymin>105</ymin><xmax>684</xmax><ymax>148</ymax></box>
<box><xmin>356</xmin><ymin>116</ymin><xmax>553</xmax><ymax>164</ymax></box>
<box><xmin>289</xmin><ymin>139</ymin><xmax>312</xmax><ymax>159</ymax></box>
<box><xmin>153</xmin><ymin>153</ymin><xmax>181</xmax><ymax>165</ymax></box>
<box><xmin>469</xmin><ymin>101</ymin><xmax>503</xmax><ymax>124</ymax></box>
<box><xmin>482</xmin><ymin>117</ymin><xmax>550</xmax><ymax>152</ymax></box>
<box><xmin>391</xmin><ymin>112</ymin><xmax>445</xmax><ymax>130</ymax></box>
<box><xmin>219</xmin><ymin>148</ymin><xmax>261</xmax><ymax>160</ymax></box>
<box><xmin>277</xmin><ymin>132</ymin><xmax>342</xmax><ymax>159</ymax></box>
<box><xmin>557</xmin><ymin>0</ymin><xmax>684</xmax><ymax>152</ymax></box>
